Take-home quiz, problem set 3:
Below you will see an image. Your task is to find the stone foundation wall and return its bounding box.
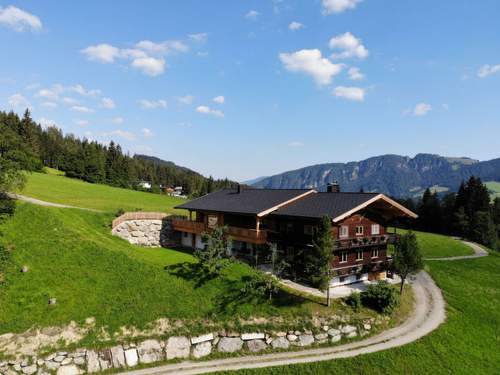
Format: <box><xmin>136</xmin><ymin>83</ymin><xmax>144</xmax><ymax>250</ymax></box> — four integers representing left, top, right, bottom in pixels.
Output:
<box><xmin>0</xmin><ymin>324</ymin><xmax>372</xmax><ymax>375</ymax></box>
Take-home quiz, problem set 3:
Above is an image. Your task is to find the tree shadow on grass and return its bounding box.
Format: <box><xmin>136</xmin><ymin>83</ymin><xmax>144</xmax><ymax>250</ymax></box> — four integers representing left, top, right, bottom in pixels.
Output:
<box><xmin>164</xmin><ymin>262</ymin><xmax>216</xmax><ymax>288</ymax></box>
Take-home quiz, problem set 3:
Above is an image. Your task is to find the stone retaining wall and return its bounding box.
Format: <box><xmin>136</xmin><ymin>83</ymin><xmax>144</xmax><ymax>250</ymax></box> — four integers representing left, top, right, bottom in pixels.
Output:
<box><xmin>0</xmin><ymin>324</ymin><xmax>372</xmax><ymax>375</ymax></box>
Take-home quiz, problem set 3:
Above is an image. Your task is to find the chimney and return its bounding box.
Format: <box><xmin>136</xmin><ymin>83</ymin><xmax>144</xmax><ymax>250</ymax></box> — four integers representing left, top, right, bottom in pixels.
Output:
<box><xmin>327</xmin><ymin>181</ymin><xmax>340</xmax><ymax>193</ymax></box>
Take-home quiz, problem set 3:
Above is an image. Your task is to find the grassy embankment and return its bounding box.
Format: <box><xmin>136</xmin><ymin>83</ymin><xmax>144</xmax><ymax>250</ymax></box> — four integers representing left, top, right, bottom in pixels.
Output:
<box><xmin>485</xmin><ymin>181</ymin><xmax>500</xmax><ymax>200</ymax></box>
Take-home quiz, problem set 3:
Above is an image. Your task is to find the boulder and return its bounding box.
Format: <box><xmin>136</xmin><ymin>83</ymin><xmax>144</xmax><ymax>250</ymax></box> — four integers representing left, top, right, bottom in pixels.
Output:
<box><xmin>85</xmin><ymin>350</ymin><xmax>100</xmax><ymax>373</ymax></box>
<box><xmin>217</xmin><ymin>337</ymin><xmax>244</xmax><ymax>353</ymax></box>
<box><xmin>192</xmin><ymin>342</ymin><xmax>212</xmax><ymax>359</ymax></box>
<box><xmin>241</xmin><ymin>333</ymin><xmax>265</xmax><ymax>341</ymax></box>
<box><xmin>346</xmin><ymin>331</ymin><xmax>358</xmax><ymax>338</ymax></box>
<box><xmin>60</xmin><ymin>359</ymin><xmax>72</xmax><ymax>366</ymax></box>
<box><xmin>56</xmin><ymin>365</ymin><xmax>81</xmax><ymax>375</ymax></box>
<box><xmin>286</xmin><ymin>334</ymin><xmax>297</xmax><ymax>342</ymax></box>
<box><xmin>124</xmin><ymin>349</ymin><xmax>138</xmax><ymax>367</ymax></box>
<box><xmin>298</xmin><ymin>334</ymin><xmax>314</xmax><ymax>347</ymax></box>
<box><xmin>327</xmin><ymin>328</ymin><xmax>341</xmax><ymax>337</ymax></box>
<box><xmin>276</xmin><ymin>332</ymin><xmax>287</xmax><ymax>337</ymax></box>
<box><xmin>110</xmin><ymin>346</ymin><xmax>126</xmax><ymax>368</ymax></box>
<box><xmin>341</xmin><ymin>325</ymin><xmax>357</xmax><ymax>335</ymax></box>
<box><xmin>330</xmin><ymin>334</ymin><xmax>342</xmax><ymax>343</ymax></box>
<box><xmin>190</xmin><ymin>333</ymin><xmax>214</xmax><ymax>345</ymax></box>
<box><xmin>53</xmin><ymin>356</ymin><xmax>65</xmax><ymax>363</ymax></box>
<box><xmin>165</xmin><ymin>336</ymin><xmax>190</xmax><ymax>360</ymax></box>
<box><xmin>246</xmin><ymin>340</ymin><xmax>267</xmax><ymax>353</ymax></box>
<box><xmin>315</xmin><ymin>333</ymin><xmax>328</xmax><ymax>341</ymax></box>
<box><xmin>271</xmin><ymin>337</ymin><xmax>290</xmax><ymax>350</ymax></box>
<box><xmin>73</xmin><ymin>357</ymin><xmax>85</xmax><ymax>366</ymax></box>
<box><xmin>137</xmin><ymin>339</ymin><xmax>164</xmax><ymax>364</ymax></box>
<box><xmin>363</xmin><ymin>324</ymin><xmax>371</xmax><ymax>330</ymax></box>
<box><xmin>45</xmin><ymin>361</ymin><xmax>60</xmax><ymax>371</ymax></box>
<box><xmin>21</xmin><ymin>365</ymin><xmax>37</xmax><ymax>375</ymax></box>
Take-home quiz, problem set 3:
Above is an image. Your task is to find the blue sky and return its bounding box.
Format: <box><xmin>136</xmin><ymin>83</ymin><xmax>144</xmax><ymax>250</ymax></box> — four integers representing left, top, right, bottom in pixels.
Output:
<box><xmin>1</xmin><ymin>0</ymin><xmax>500</xmax><ymax>181</ymax></box>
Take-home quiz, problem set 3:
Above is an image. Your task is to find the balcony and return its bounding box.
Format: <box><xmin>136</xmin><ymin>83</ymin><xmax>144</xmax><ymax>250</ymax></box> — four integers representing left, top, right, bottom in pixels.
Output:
<box><xmin>334</xmin><ymin>234</ymin><xmax>398</xmax><ymax>250</ymax></box>
<box><xmin>171</xmin><ymin>219</ymin><xmax>267</xmax><ymax>245</ymax></box>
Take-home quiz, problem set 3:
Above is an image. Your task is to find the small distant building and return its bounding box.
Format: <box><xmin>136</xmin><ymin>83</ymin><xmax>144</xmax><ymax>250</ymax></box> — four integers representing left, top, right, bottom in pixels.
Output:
<box><xmin>138</xmin><ymin>181</ymin><xmax>152</xmax><ymax>190</ymax></box>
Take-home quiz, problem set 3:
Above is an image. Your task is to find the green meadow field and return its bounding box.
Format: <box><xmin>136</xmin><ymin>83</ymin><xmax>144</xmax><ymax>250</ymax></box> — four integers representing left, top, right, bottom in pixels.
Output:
<box><xmin>486</xmin><ymin>181</ymin><xmax>500</xmax><ymax>200</ymax></box>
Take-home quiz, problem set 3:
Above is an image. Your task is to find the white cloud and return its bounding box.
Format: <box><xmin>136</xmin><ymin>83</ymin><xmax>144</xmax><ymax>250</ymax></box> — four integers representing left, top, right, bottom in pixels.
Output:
<box><xmin>288</xmin><ymin>21</ymin><xmax>304</xmax><ymax>31</ymax></box>
<box><xmin>329</xmin><ymin>32</ymin><xmax>369</xmax><ymax>59</ymax></box>
<box><xmin>74</xmin><ymin>119</ymin><xmax>89</xmax><ymax>126</ymax></box>
<box><xmin>70</xmin><ymin>84</ymin><xmax>101</xmax><ymax>97</ymax></box>
<box><xmin>111</xmin><ymin>116</ymin><xmax>124</xmax><ymax>124</ymax></box>
<box><xmin>62</xmin><ymin>97</ymin><xmax>79</xmax><ymax>105</ymax></box>
<box><xmin>71</xmin><ymin>105</ymin><xmax>94</xmax><ymax>113</ymax></box>
<box><xmin>177</xmin><ymin>95</ymin><xmax>194</xmax><ymax>105</ymax></box>
<box><xmin>141</xmin><ymin>128</ymin><xmax>154</xmax><ymax>138</ymax></box>
<box><xmin>213</xmin><ymin>95</ymin><xmax>225</xmax><ymax>104</ymax></box>
<box><xmin>135</xmin><ymin>40</ymin><xmax>189</xmax><ymax>55</ymax></box>
<box><xmin>477</xmin><ymin>64</ymin><xmax>500</xmax><ymax>78</ymax></box>
<box><xmin>102</xmin><ymin>130</ymin><xmax>136</xmax><ymax>141</ymax></box>
<box><xmin>81</xmin><ymin>44</ymin><xmax>120</xmax><ymax>63</ymax></box>
<box><xmin>279</xmin><ymin>49</ymin><xmax>343</xmax><ymax>86</ymax></box>
<box><xmin>413</xmin><ymin>102</ymin><xmax>432</xmax><ymax>116</ymax></box>
<box><xmin>0</xmin><ymin>5</ymin><xmax>42</xmax><ymax>32</ymax></box>
<box><xmin>288</xmin><ymin>141</ymin><xmax>304</xmax><ymax>147</ymax></box>
<box><xmin>38</xmin><ymin>117</ymin><xmax>58</xmax><ymax>129</ymax></box>
<box><xmin>322</xmin><ymin>0</ymin><xmax>361</xmax><ymax>15</ymax></box>
<box><xmin>188</xmin><ymin>33</ymin><xmax>208</xmax><ymax>43</ymax></box>
<box><xmin>131</xmin><ymin>57</ymin><xmax>166</xmax><ymax>76</ymax></box>
<box><xmin>333</xmin><ymin>86</ymin><xmax>365</xmax><ymax>101</ymax></box>
<box><xmin>348</xmin><ymin>67</ymin><xmax>364</xmax><ymax>80</ymax></box>
<box><xmin>35</xmin><ymin>85</ymin><xmax>64</xmax><ymax>101</ymax></box>
<box><xmin>41</xmin><ymin>101</ymin><xmax>57</xmax><ymax>108</ymax></box>
<box><xmin>8</xmin><ymin>93</ymin><xmax>30</xmax><ymax>108</ymax></box>
<box><xmin>100</xmin><ymin>97</ymin><xmax>115</xmax><ymax>109</ymax></box>
<box><xmin>138</xmin><ymin>99</ymin><xmax>167</xmax><ymax>110</ymax></box>
<box><xmin>245</xmin><ymin>10</ymin><xmax>259</xmax><ymax>20</ymax></box>
<box><xmin>196</xmin><ymin>105</ymin><xmax>224</xmax><ymax>118</ymax></box>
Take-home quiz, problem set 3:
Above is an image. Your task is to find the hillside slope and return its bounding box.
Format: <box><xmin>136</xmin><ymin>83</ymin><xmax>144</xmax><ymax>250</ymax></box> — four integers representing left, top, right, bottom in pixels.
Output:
<box><xmin>253</xmin><ymin>153</ymin><xmax>500</xmax><ymax>198</ymax></box>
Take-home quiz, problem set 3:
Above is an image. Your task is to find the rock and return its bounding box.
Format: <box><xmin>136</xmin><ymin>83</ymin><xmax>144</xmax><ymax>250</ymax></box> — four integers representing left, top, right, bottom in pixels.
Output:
<box><xmin>48</xmin><ymin>298</ymin><xmax>57</xmax><ymax>305</ymax></box>
<box><xmin>341</xmin><ymin>325</ymin><xmax>357</xmax><ymax>335</ymax></box>
<box><xmin>271</xmin><ymin>337</ymin><xmax>290</xmax><ymax>350</ymax></box>
<box><xmin>138</xmin><ymin>339</ymin><xmax>164</xmax><ymax>364</ymax></box>
<box><xmin>56</xmin><ymin>352</ymin><xmax>68</xmax><ymax>357</ymax></box>
<box><xmin>60</xmin><ymin>359</ymin><xmax>72</xmax><ymax>366</ymax></box>
<box><xmin>36</xmin><ymin>360</ymin><xmax>45</xmax><ymax>367</ymax></box>
<box><xmin>217</xmin><ymin>337</ymin><xmax>244</xmax><ymax>353</ymax></box>
<box><xmin>246</xmin><ymin>340</ymin><xmax>267</xmax><ymax>353</ymax></box>
<box><xmin>212</xmin><ymin>337</ymin><xmax>220</xmax><ymax>346</ymax></box>
<box><xmin>165</xmin><ymin>336</ymin><xmax>190</xmax><ymax>360</ymax></box>
<box><xmin>36</xmin><ymin>370</ymin><xmax>49</xmax><ymax>375</ymax></box>
<box><xmin>266</xmin><ymin>337</ymin><xmax>273</xmax><ymax>345</ymax></box>
<box><xmin>21</xmin><ymin>266</ymin><xmax>29</xmax><ymax>273</ymax></box>
<box><xmin>315</xmin><ymin>333</ymin><xmax>328</xmax><ymax>341</ymax></box>
<box><xmin>286</xmin><ymin>334</ymin><xmax>297</xmax><ymax>342</ymax></box>
<box><xmin>304</xmin><ymin>329</ymin><xmax>312</xmax><ymax>335</ymax></box>
<box><xmin>346</xmin><ymin>331</ymin><xmax>358</xmax><ymax>338</ymax></box>
<box><xmin>191</xmin><ymin>333</ymin><xmax>214</xmax><ymax>345</ymax></box>
<box><xmin>45</xmin><ymin>354</ymin><xmax>55</xmax><ymax>362</ymax></box>
<box><xmin>21</xmin><ymin>359</ymin><xmax>29</xmax><ymax>367</ymax></box>
<box><xmin>124</xmin><ymin>349</ymin><xmax>138</xmax><ymax>367</ymax></box>
<box><xmin>192</xmin><ymin>341</ymin><xmax>212</xmax><ymax>359</ymax></box>
<box><xmin>322</xmin><ymin>325</ymin><xmax>329</xmax><ymax>332</ymax></box>
<box><xmin>298</xmin><ymin>334</ymin><xmax>314</xmax><ymax>347</ymax></box>
<box><xmin>73</xmin><ymin>357</ymin><xmax>85</xmax><ymax>366</ymax></box>
<box><xmin>45</xmin><ymin>361</ymin><xmax>60</xmax><ymax>371</ymax></box>
<box><xmin>56</xmin><ymin>365</ymin><xmax>81</xmax><ymax>375</ymax></box>
<box><xmin>110</xmin><ymin>346</ymin><xmax>126</xmax><ymax>368</ymax></box>
<box><xmin>21</xmin><ymin>365</ymin><xmax>37</xmax><ymax>375</ymax></box>
<box><xmin>276</xmin><ymin>332</ymin><xmax>287</xmax><ymax>337</ymax></box>
<box><xmin>130</xmin><ymin>231</ymin><xmax>144</xmax><ymax>238</ymax></box>
<box><xmin>363</xmin><ymin>324</ymin><xmax>371</xmax><ymax>330</ymax></box>
<box><xmin>86</xmin><ymin>350</ymin><xmax>100</xmax><ymax>373</ymax></box>
<box><xmin>241</xmin><ymin>333</ymin><xmax>265</xmax><ymax>341</ymax></box>
<box><xmin>98</xmin><ymin>350</ymin><xmax>111</xmax><ymax>371</ymax></box>
<box><xmin>53</xmin><ymin>356</ymin><xmax>65</xmax><ymax>363</ymax></box>
<box><xmin>5</xmin><ymin>370</ymin><xmax>19</xmax><ymax>375</ymax></box>
<box><xmin>330</xmin><ymin>334</ymin><xmax>342</xmax><ymax>343</ymax></box>
<box><xmin>294</xmin><ymin>330</ymin><xmax>301</xmax><ymax>336</ymax></box>
<box><xmin>14</xmin><ymin>364</ymin><xmax>22</xmax><ymax>371</ymax></box>
<box><xmin>327</xmin><ymin>328</ymin><xmax>341</xmax><ymax>337</ymax></box>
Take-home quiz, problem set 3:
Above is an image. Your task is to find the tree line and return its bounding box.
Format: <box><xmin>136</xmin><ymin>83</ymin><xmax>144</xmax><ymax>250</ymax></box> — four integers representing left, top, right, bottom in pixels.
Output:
<box><xmin>0</xmin><ymin>109</ymin><xmax>236</xmax><ymax>197</ymax></box>
<box><xmin>398</xmin><ymin>176</ymin><xmax>500</xmax><ymax>251</ymax></box>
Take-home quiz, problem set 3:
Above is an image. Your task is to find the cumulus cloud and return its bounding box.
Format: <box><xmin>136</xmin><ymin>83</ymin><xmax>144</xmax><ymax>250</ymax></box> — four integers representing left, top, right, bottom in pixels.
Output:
<box><xmin>188</xmin><ymin>33</ymin><xmax>208</xmax><ymax>43</ymax></box>
<box><xmin>71</xmin><ymin>105</ymin><xmax>94</xmax><ymax>113</ymax></box>
<box><xmin>62</xmin><ymin>97</ymin><xmax>79</xmax><ymax>106</ymax></box>
<box><xmin>138</xmin><ymin>99</ymin><xmax>167</xmax><ymax>109</ymax></box>
<box><xmin>322</xmin><ymin>0</ymin><xmax>361</xmax><ymax>15</ymax></box>
<box><xmin>141</xmin><ymin>128</ymin><xmax>154</xmax><ymax>138</ymax></box>
<box><xmin>8</xmin><ymin>93</ymin><xmax>31</xmax><ymax>108</ymax></box>
<box><xmin>0</xmin><ymin>5</ymin><xmax>42</xmax><ymax>32</ymax></box>
<box><xmin>348</xmin><ymin>67</ymin><xmax>364</xmax><ymax>80</ymax></box>
<box><xmin>477</xmin><ymin>64</ymin><xmax>500</xmax><ymax>78</ymax></box>
<box><xmin>333</xmin><ymin>86</ymin><xmax>365</xmax><ymax>101</ymax></box>
<box><xmin>70</xmin><ymin>84</ymin><xmax>101</xmax><ymax>97</ymax></box>
<box><xmin>413</xmin><ymin>102</ymin><xmax>432</xmax><ymax>116</ymax></box>
<box><xmin>245</xmin><ymin>10</ymin><xmax>259</xmax><ymax>20</ymax></box>
<box><xmin>279</xmin><ymin>49</ymin><xmax>343</xmax><ymax>86</ymax></box>
<box><xmin>196</xmin><ymin>105</ymin><xmax>224</xmax><ymax>118</ymax></box>
<box><xmin>288</xmin><ymin>21</ymin><xmax>304</xmax><ymax>31</ymax></box>
<box><xmin>81</xmin><ymin>44</ymin><xmax>120</xmax><ymax>63</ymax></box>
<box><xmin>38</xmin><ymin>117</ymin><xmax>58</xmax><ymax>129</ymax></box>
<box><xmin>177</xmin><ymin>95</ymin><xmax>194</xmax><ymax>105</ymax></box>
<box><xmin>100</xmin><ymin>97</ymin><xmax>115</xmax><ymax>109</ymax></box>
<box><xmin>131</xmin><ymin>57</ymin><xmax>166</xmax><ymax>76</ymax></box>
<box><xmin>213</xmin><ymin>96</ymin><xmax>225</xmax><ymax>104</ymax></box>
<box><xmin>329</xmin><ymin>32</ymin><xmax>369</xmax><ymax>60</ymax></box>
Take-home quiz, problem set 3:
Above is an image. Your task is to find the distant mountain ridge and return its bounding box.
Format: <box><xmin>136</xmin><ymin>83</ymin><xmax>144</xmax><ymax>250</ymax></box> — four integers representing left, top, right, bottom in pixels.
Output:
<box><xmin>252</xmin><ymin>153</ymin><xmax>500</xmax><ymax>198</ymax></box>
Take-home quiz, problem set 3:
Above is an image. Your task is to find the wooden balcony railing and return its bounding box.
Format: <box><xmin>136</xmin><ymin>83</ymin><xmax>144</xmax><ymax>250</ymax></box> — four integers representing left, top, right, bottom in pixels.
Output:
<box><xmin>171</xmin><ymin>219</ymin><xmax>267</xmax><ymax>244</ymax></box>
<box><xmin>334</xmin><ymin>234</ymin><xmax>398</xmax><ymax>250</ymax></box>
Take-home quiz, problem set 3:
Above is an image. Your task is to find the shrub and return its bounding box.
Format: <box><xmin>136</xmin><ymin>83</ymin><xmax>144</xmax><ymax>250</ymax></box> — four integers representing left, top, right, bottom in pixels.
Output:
<box><xmin>115</xmin><ymin>208</ymin><xmax>125</xmax><ymax>217</ymax></box>
<box><xmin>345</xmin><ymin>292</ymin><xmax>362</xmax><ymax>312</ymax></box>
<box><xmin>361</xmin><ymin>281</ymin><xmax>399</xmax><ymax>314</ymax></box>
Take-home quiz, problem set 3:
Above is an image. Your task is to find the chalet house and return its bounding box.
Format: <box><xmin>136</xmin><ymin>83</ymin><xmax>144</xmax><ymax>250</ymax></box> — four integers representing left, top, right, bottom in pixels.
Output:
<box><xmin>172</xmin><ymin>183</ymin><xmax>417</xmax><ymax>287</ymax></box>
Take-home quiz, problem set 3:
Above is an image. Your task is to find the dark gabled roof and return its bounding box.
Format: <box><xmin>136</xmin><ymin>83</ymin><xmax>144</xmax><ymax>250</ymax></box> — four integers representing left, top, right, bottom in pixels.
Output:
<box><xmin>175</xmin><ymin>188</ymin><xmax>313</xmax><ymax>215</ymax></box>
<box><xmin>272</xmin><ymin>192</ymin><xmax>379</xmax><ymax>219</ymax></box>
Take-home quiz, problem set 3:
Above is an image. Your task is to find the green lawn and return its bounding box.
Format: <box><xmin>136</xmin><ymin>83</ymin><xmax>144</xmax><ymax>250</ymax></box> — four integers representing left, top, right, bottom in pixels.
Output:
<box><xmin>486</xmin><ymin>181</ymin><xmax>500</xmax><ymax>200</ymax></box>
<box><xmin>391</xmin><ymin>229</ymin><xmax>474</xmax><ymax>258</ymax></box>
<box><xmin>219</xmin><ymin>253</ymin><xmax>500</xmax><ymax>375</ymax></box>
<box><xmin>18</xmin><ymin>170</ymin><xmax>185</xmax><ymax>213</ymax></box>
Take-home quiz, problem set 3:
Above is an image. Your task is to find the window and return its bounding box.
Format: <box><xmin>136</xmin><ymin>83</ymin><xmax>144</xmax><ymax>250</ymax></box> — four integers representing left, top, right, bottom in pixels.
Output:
<box><xmin>356</xmin><ymin>226</ymin><xmax>364</xmax><ymax>236</ymax></box>
<box><xmin>356</xmin><ymin>250</ymin><xmax>363</xmax><ymax>261</ymax></box>
<box><xmin>339</xmin><ymin>225</ymin><xmax>349</xmax><ymax>238</ymax></box>
<box><xmin>304</xmin><ymin>225</ymin><xmax>314</xmax><ymax>235</ymax></box>
<box><xmin>371</xmin><ymin>224</ymin><xmax>380</xmax><ymax>235</ymax></box>
<box><xmin>340</xmin><ymin>251</ymin><xmax>348</xmax><ymax>263</ymax></box>
<box><xmin>372</xmin><ymin>248</ymin><xmax>379</xmax><ymax>258</ymax></box>
<box><xmin>183</xmin><ymin>232</ymin><xmax>189</xmax><ymax>238</ymax></box>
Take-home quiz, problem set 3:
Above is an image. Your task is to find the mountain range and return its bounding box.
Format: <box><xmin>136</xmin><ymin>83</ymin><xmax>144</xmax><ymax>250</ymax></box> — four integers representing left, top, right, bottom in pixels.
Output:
<box><xmin>251</xmin><ymin>154</ymin><xmax>500</xmax><ymax>198</ymax></box>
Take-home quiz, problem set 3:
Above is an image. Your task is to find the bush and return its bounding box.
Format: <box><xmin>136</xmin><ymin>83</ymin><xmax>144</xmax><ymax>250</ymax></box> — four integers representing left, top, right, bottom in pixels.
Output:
<box><xmin>361</xmin><ymin>281</ymin><xmax>399</xmax><ymax>314</ymax></box>
<box><xmin>345</xmin><ymin>292</ymin><xmax>362</xmax><ymax>311</ymax></box>
<box><xmin>115</xmin><ymin>208</ymin><xmax>125</xmax><ymax>217</ymax></box>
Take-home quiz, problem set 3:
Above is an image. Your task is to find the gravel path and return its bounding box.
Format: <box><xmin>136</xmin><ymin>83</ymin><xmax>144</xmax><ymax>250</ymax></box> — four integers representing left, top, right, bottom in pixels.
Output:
<box><xmin>7</xmin><ymin>193</ymin><xmax>102</xmax><ymax>212</ymax></box>
<box><xmin>425</xmin><ymin>240</ymin><xmax>488</xmax><ymax>261</ymax></box>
